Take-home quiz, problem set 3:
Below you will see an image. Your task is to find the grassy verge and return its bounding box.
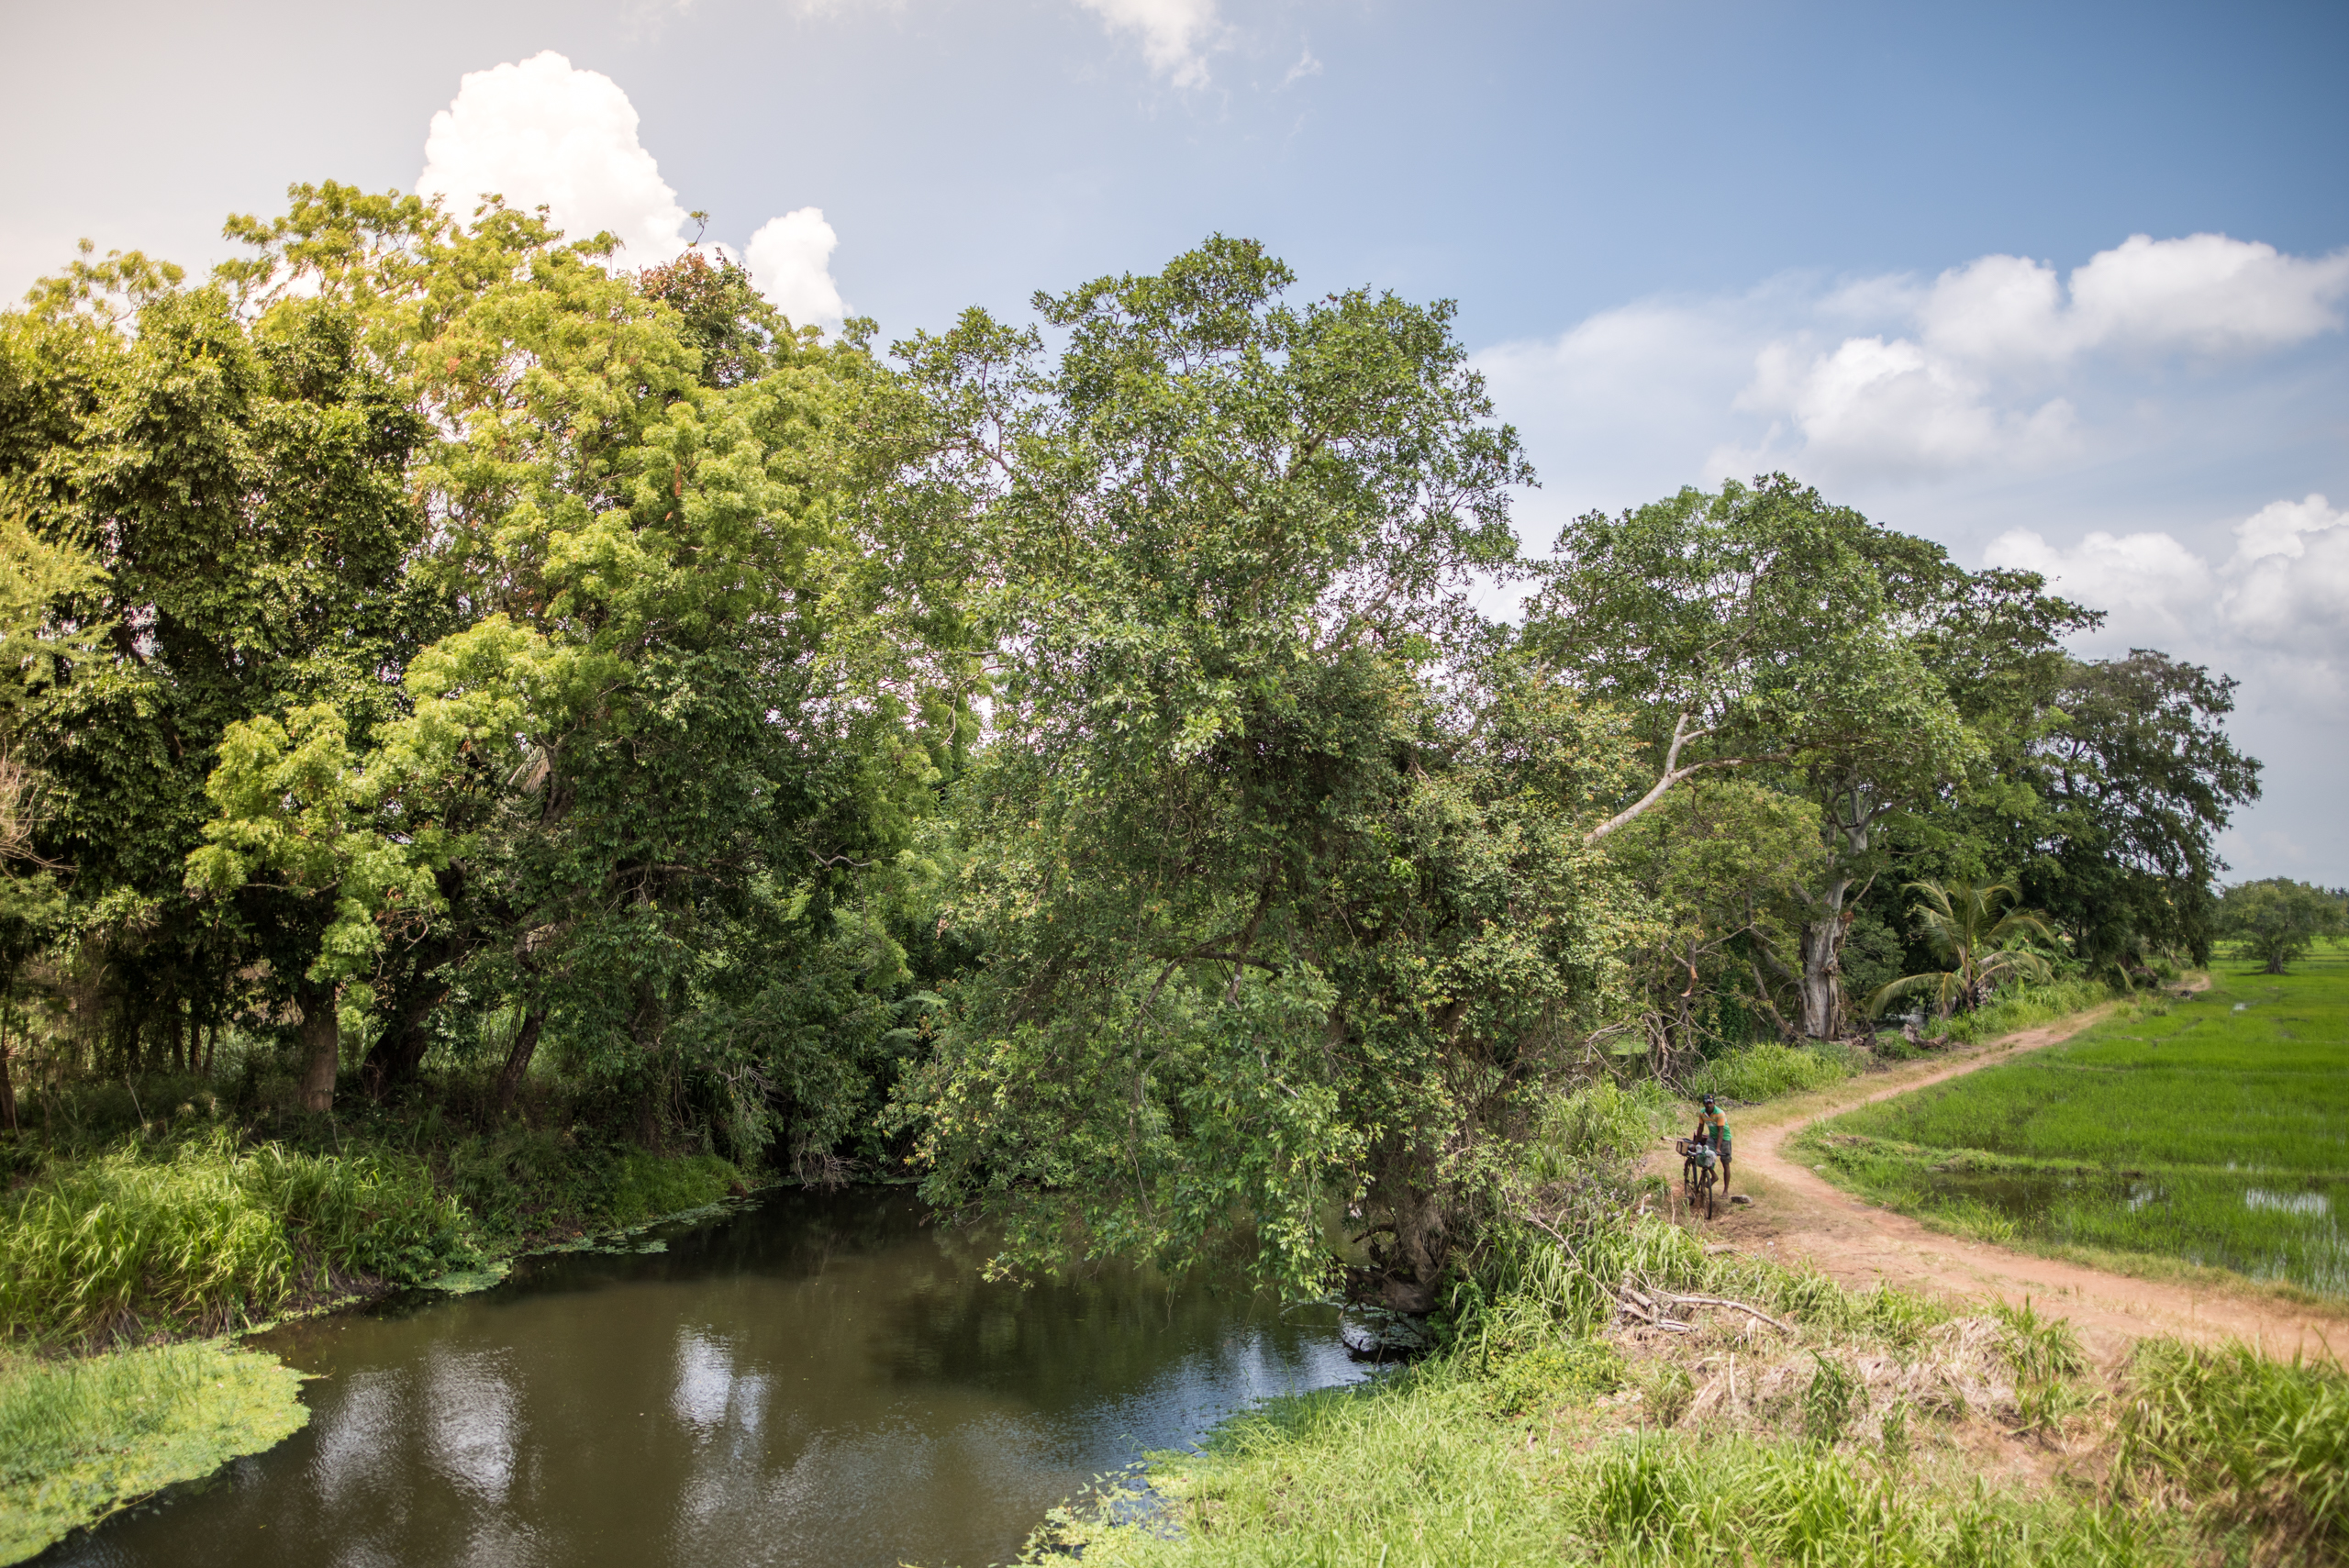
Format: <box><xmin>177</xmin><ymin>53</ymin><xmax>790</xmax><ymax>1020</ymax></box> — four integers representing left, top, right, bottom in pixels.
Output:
<box><xmin>1673</xmin><ymin>977</ymin><xmax>2121</xmax><ymax>1115</ymax></box>
<box><xmin>0</xmin><ymin>1128</ymin><xmax>746</xmax><ymax>1348</ymax></box>
<box><xmin>1029</xmin><ymin>1213</ymin><xmax>2347</xmax><ymax>1566</ymax></box>
<box><xmin>1913</xmin><ymin>976</ymin><xmax>2119</xmax><ymax>1047</ymax></box>
<box><xmin>1680</xmin><ymin>1039</ymin><xmax>1855</xmax><ymax>1104</ymax></box>
<box><xmin>1</xmin><ymin>1132</ymin><xmax>479</xmax><ymax>1345</ymax></box>
<box><xmin>0</xmin><ymin>1341</ymin><xmax>306</xmax><ymax>1565</ymax></box>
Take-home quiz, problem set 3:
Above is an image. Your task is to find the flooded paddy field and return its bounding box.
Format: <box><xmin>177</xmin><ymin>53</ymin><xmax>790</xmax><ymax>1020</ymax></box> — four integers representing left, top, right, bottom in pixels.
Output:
<box><xmin>1798</xmin><ymin>948</ymin><xmax>2349</xmax><ymax>1296</ymax></box>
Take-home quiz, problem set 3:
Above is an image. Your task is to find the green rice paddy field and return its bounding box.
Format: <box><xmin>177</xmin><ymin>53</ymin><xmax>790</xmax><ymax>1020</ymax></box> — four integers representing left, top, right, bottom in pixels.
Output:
<box><xmin>1797</xmin><ymin>943</ymin><xmax>2349</xmax><ymax>1297</ymax></box>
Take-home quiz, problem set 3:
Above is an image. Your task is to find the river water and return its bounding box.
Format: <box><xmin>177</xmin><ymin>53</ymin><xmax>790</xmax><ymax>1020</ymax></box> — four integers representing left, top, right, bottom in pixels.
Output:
<box><xmin>44</xmin><ymin>1189</ymin><xmax>1365</xmax><ymax>1568</ymax></box>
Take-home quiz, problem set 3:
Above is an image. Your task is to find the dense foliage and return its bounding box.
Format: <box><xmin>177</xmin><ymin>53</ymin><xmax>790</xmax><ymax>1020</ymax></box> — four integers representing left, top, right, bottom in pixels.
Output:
<box><xmin>0</xmin><ymin>195</ymin><xmax>2267</xmax><ymax>1313</ymax></box>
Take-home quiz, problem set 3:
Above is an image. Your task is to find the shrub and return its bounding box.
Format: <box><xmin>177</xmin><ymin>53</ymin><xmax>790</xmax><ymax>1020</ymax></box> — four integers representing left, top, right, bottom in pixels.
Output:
<box><xmin>600</xmin><ymin>1151</ymin><xmax>740</xmax><ymax>1229</ymax></box>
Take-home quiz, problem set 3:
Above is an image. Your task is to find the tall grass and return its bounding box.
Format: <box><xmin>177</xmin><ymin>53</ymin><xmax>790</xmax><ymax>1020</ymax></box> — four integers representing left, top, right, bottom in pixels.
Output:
<box><xmin>1679</xmin><ymin>1040</ymin><xmax>1852</xmax><ymax>1105</ymax></box>
<box><xmin>1924</xmin><ymin>977</ymin><xmax>2116</xmax><ymax>1044</ymax></box>
<box><xmin>1526</xmin><ymin>1080</ymin><xmax>1675</xmax><ymax>1177</ymax></box>
<box><xmin>2122</xmin><ymin>1338</ymin><xmax>2349</xmax><ymax>1557</ymax></box>
<box><xmin>0</xmin><ymin>1131</ymin><xmax>476</xmax><ymax>1344</ymax></box>
<box><xmin>1464</xmin><ymin>1211</ymin><xmax>1950</xmax><ymax>1362</ymax></box>
<box><xmin>1032</xmin><ymin>1350</ymin><xmax>2165</xmax><ymax>1567</ymax></box>
<box><xmin>0</xmin><ymin>1341</ymin><xmax>306</xmax><ymax>1562</ymax></box>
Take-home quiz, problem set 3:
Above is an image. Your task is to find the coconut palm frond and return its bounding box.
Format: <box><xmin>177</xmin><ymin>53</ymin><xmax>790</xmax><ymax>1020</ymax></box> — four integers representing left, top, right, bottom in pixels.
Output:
<box><xmin>1860</xmin><ymin>877</ymin><xmax>2062</xmax><ymax>1022</ymax></box>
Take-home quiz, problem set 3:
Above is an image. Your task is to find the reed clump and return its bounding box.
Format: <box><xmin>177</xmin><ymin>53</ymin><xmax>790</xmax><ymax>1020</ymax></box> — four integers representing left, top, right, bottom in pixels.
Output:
<box><xmin>0</xmin><ymin>1130</ymin><xmax>476</xmax><ymax>1345</ymax></box>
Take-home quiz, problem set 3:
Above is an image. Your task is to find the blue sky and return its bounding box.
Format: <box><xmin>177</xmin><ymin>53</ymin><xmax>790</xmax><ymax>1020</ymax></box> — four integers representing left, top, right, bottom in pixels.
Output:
<box><xmin>5</xmin><ymin>0</ymin><xmax>2345</xmax><ymax>878</ymax></box>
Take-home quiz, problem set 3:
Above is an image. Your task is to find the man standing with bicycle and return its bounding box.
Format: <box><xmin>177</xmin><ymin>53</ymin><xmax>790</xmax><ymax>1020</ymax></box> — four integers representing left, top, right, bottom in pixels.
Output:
<box><xmin>1696</xmin><ymin>1094</ymin><xmax>1733</xmax><ymax>1194</ymax></box>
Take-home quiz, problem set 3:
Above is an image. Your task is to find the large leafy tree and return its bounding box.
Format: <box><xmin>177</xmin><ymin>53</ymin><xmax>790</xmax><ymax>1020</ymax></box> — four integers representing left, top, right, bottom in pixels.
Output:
<box><xmin>0</xmin><ymin>184</ymin><xmax>954</xmax><ymax>1153</ymax></box>
<box><xmin>184</xmin><ymin>184</ymin><xmax>952</xmax><ymax>1137</ymax></box>
<box><xmin>1599</xmin><ymin>777</ymin><xmax>1826</xmax><ymax>1071</ymax></box>
<box><xmin>2009</xmin><ymin>650</ymin><xmax>2260</xmax><ymax>971</ymax></box>
<box><xmin>2</xmin><ymin>240</ymin><xmax>450</xmax><ymax>1084</ymax></box>
<box><xmin>886</xmin><ymin>239</ymin><xmax>1642</xmax><ymax>1309</ymax></box>
<box><xmin>1524</xmin><ymin>479</ymin><xmax>2092</xmax><ymax>1038</ymax></box>
<box><xmin>2214</xmin><ymin>880</ymin><xmax>2343</xmax><ymax>974</ymax></box>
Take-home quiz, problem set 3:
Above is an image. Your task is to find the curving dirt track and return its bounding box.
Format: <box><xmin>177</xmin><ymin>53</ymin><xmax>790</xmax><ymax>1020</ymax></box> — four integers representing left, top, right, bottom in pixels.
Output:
<box><xmin>1656</xmin><ymin>1001</ymin><xmax>2348</xmax><ymax>1367</ymax></box>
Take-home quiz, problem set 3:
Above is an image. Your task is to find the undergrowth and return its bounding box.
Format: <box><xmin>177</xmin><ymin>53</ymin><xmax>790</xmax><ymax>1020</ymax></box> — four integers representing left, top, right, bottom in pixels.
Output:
<box><xmin>0</xmin><ymin>1131</ymin><xmax>478</xmax><ymax>1345</ymax></box>
<box><xmin>1678</xmin><ymin>1040</ymin><xmax>1852</xmax><ymax>1105</ymax></box>
<box><xmin>0</xmin><ymin>1124</ymin><xmax>742</xmax><ymax>1346</ymax></box>
<box><xmin>1922</xmin><ymin>977</ymin><xmax>2116</xmax><ymax>1045</ymax></box>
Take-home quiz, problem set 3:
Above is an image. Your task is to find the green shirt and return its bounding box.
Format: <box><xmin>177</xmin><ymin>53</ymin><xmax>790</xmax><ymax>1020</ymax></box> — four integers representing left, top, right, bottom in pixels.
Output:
<box><xmin>1699</xmin><ymin>1107</ymin><xmax>1731</xmax><ymax>1151</ymax></box>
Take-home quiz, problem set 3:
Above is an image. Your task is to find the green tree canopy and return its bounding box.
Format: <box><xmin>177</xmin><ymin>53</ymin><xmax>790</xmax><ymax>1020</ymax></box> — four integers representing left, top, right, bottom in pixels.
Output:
<box><xmin>887</xmin><ymin>238</ymin><xmax>1642</xmax><ymax>1309</ymax></box>
<box><xmin>1523</xmin><ymin>478</ymin><xmax>2093</xmax><ymax>1039</ymax></box>
<box><xmin>2215</xmin><ymin>880</ymin><xmax>2344</xmax><ymax>974</ymax></box>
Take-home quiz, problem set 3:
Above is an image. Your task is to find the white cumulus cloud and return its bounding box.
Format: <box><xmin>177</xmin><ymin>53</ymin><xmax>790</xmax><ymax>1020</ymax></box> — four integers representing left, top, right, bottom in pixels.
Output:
<box><xmin>1985</xmin><ymin>495</ymin><xmax>2349</xmax><ymax>880</ymax></box>
<box><xmin>1731</xmin><ymin>333</ymin><xmax>2078</xmax><ymax>480</ymax></box>
<box><xmin>417</xmin><ymin>52</ymin><xmax>693</xmax><ymax>261</ymax></box>
<box><xmin>1985</xmin><ymin>494</ymin><xmax>2349</xmax><ymax>703</ymax></box>
<box><xmin>1074</xmin><ymin>0</ymin><xmax>1225</xmax><ymax>88</ymax></box>
<box><xmin>416</xmin><ymin>51</ymin><xmax>845</xmax><ymax>325</ymax></box>
<box><xmin>743</xmin><ymin>209</ymin><xmax>847</xmax><ymax>328</ymax></box>
<box><xmin>1730</xmin><ymin>234</ymin><xmax>2349</xmax><ymax>480</ymax></box>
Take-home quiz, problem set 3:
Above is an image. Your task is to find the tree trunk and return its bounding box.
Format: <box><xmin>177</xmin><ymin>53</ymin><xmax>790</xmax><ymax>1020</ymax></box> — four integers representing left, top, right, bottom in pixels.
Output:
<box><xmin>358</xmin><ymin>934</ymin><xmax>462</xmax><ymax>1096</ymax></box>
<box><xmin>1798</xmin><ymin>801</ymin><xmax>1876</xmax><ymax>1040</ymax></box>
<box><xmin>495</xmin><ymin>1009</ymin><xmax>546</xmax><ymax>1114</ymax></box>
<box><xmin>0</xmin><ymin>1035</ymin><xmax>17</xmax><ymax>1135</ymax></box>
<box><xmin>298</xmin><ymin>984</ymin><xmax>340</xmax><ymax>1114</ymax></box>
<box><xmin>1359</xmin><ymin>1140</ymin><xmax>1448</xmax><ymax>1314</ymax></box>
<box><xmin>359</xmin><ymin>987</ymin><xmax>450</xmax><ymax>1097</ymax></box>
<box><xmin>168</xmin><ymin>1006</ymin><xmax>186</xmax><ymax>1073</ymax></box>
<box><xmin>1797</xmin><ymin>915</ymin><xmax>1844</xmax><ymax>1040</ymax></box>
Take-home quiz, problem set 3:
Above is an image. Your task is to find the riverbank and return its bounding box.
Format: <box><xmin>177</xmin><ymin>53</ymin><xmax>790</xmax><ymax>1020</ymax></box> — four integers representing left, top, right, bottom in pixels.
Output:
<box><xmin>0</xmin><ymin>1341</ymin><xmax>306</xmax><ymax>1562</ymax></box>
<box><xmin>1030</xmin><ymin>1216</ymin><xmax>2349</xmax><ymax>1566</ymax></box>
<box><xmin>0</xmin><ymin>1100</ymin><xmax>751</xmax><ymax>1563</ymax></box>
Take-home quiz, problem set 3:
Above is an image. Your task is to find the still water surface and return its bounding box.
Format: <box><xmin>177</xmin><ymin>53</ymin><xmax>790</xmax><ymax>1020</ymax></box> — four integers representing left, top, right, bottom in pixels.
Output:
<box><xmin>47</xmin><ymin>1189</ymin><xmax>1364</xmax><ymax>1568</ymax></box>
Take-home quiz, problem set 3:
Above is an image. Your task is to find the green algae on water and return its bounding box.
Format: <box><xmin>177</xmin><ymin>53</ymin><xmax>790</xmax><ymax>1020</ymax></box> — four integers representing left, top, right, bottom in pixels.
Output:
<box><xmin>0</xmin><ymin>1341</ymin><xmax>307</xmax><ymax>1564</ymax></box>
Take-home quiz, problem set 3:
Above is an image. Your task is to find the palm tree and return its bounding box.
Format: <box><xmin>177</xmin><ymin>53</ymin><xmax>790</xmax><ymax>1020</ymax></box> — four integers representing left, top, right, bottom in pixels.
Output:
<box><xmin>1864</xmin><ymin>879</ymin><xmax>2056</xmax><ymax>1022</ymax></box>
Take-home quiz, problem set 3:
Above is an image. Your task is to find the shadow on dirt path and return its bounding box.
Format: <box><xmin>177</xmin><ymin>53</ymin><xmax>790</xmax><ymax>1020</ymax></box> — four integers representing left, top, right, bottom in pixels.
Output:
<box><xmin>1648</xmin><ymin>992</ymin><xmax>2348</xmax><ymax>1368</ymax></box>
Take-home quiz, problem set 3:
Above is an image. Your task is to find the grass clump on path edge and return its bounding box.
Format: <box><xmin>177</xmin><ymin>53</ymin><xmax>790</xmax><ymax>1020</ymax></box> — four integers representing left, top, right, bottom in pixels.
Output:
<box><xmin>0</xmin><ymin>1340</ymin><xmax>306</xmax><ymax>1565</ymax></box>
<box><xmin>2121</xmin><ymin>1339</ymin><xmax>2349</xmax><ymax>1560</ymax></box>
<box><xmin>1679</xmin><ymin>1040</ymin><xmax>1852</xmax><ymax>1105</ymax></box>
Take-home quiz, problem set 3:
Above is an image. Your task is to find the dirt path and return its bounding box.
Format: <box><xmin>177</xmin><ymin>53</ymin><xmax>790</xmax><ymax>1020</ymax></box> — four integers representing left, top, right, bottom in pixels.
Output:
<box><xmin>1657</xmin><ymin>1002</ymin><xmax>2348</xmax><ymax>1367</ymax></box>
